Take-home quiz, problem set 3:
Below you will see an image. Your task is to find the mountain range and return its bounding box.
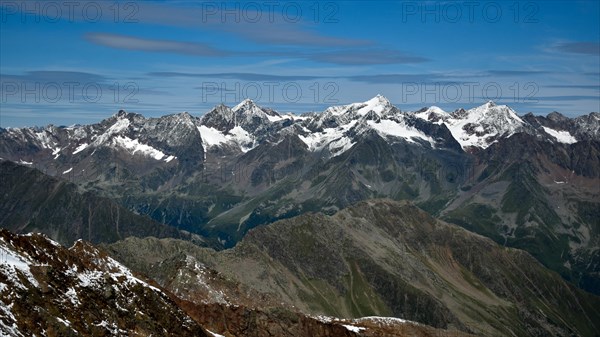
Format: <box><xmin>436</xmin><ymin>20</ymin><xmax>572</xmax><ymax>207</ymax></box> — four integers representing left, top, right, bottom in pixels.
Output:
<box><xmin>1</xmin><ymin>96</ymin><xmax>598</xmax><ymax>295</ymax></box>
<box><xmin>1</xmin><ymin>96</ymin><xmax>599</xmax><ymax>336</ymax></box>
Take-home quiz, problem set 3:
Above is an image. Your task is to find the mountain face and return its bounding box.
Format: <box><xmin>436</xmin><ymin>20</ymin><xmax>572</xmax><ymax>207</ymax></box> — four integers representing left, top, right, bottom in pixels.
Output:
<box><xmin>0</xmin><ymin>228</ymin><xmax>470</xmax><ymax>337</ymax></box>
<box><xmin>0</xmin><ymin>160</ymin><xmax>203</xmax><ymax>246</ymax></box>
<box><xmin>105</xmin><ymin>199</ymin><xmax>600</xmax><ymax>337</ymax></box>
<box><xmin>442</xmin><ymin>134</ymin><xmax>600</xmax><ymax>294</ymax></box>
<box><xmin>0</xmin><ymin>229</ymin><xmax>208</xmax><ymax>337</ymax></box>
<box><xmin>1</xmin><ymin>96</ymin><xmax>599</xmax><ymax>296</ymax></box>
<box><xmin>522</xmin><ymin>111</ymin><xmax>600</xmax><ymax>142</ymax></box>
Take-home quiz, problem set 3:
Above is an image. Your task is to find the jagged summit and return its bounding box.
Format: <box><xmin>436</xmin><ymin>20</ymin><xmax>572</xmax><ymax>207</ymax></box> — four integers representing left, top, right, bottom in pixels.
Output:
<box><xmin>370</xmin><ymin>94</ymin><xmax>391</xmax><ymax>104</ymax></box>
<box><xmin>2</xmin><ymin>98</ymin><xmax>598</xmax><ymax>168</ymax></box>
<box><xmin>111</xmin><ymin>109</ymin><xmax>142</xmax><ymax>120</ymax></box>
<box><xmin>414</xmin><ymin>105</ymin><xmax>448</xmax><ymax>122</ymax></box>
<box><xmin>232</xmin><ymin>98</ymin><xmax>257</xmax><ymax>111</ymax></box>
<box><xmin>547</xmin><ymin>111</ymin><xmax>568</xmax><ymax>121</ymax></box>
<box><xmin>325</xmin><ymin>95</ymin><xmax>394</xmax><ymax>117</ymax></box>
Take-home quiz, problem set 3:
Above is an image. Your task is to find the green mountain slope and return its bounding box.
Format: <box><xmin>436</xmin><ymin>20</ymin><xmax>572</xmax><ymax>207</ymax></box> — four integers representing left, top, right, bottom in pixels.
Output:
<box><xmin>106</xmin><ymin>199</ymin><xmax>600</xmax><ymax>337</ymax></box>
<box><xmin>0</xmin><ymin>160</ymin><xmax>203</xmax><ymax>246</ymax></box>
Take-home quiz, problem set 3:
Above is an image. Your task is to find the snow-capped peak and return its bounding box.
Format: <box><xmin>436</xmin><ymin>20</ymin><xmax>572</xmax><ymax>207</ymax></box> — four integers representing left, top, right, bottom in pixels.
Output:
<box><xmin>360</xmin><ymin>94</ymin><xmax>391</xmax><ymax>109</ymax></box>
<box><xmin>231</xmin><ymin>98</ymin><xmax>281</xmax><ymax>120</ymax></box>
<box><xmin>369</xmin><ymin>94</ymin><xmax>391</xmax><ymax>105</ymax></box>
<box><xmin>449</xmin><ymin>101</ymin><xmax>524</xmax><ymax>130</ymax></box>
<box><xmin>321</xmin><ymin>95</ymin><xmax>394</xmax><ymax>120</ymax></box>
<box><xmin>298</xmin><ymin>95</ymin><xmax>437</xmax><ymax>157</ymax></box>
<box><xmin>444</xmin><ymin>102</ymin><xmax>525</xmax><ymax>149</ymax></box>
<box><xmin>427</xmin><ymin>106</ymin><xmax>446</xmax><ymax>114</ymax></box>
<box><xmin>414</xmin><ymin>106</ymin><xmax>448</xmax><ymax>122</ymax></box>
<box><xmin>357</xmin><ymin>95</ymin><xmax>393</xmax><ymax>115</ymax></box>
<box><xmin>232</xmin><ymin>98</ymin><xmax>262</xmax><ymax>113</ymax></box>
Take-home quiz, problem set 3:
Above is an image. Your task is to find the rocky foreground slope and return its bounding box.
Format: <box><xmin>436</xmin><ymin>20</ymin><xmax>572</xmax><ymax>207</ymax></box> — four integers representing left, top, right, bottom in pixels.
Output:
<box><xmin>0</xmin><ymin>229</ymin><xmax>208</xmax><ymax>336</ymax></box>
<box><xmin>1</xmin><ymin>228</ymin><xmax>470</xmax><ymax>337</ymax></box>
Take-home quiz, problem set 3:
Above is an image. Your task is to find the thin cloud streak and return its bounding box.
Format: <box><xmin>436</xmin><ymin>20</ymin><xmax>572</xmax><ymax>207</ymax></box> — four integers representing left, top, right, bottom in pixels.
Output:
<box><xmin>1</xmin><ymin>0</ymin><xmax>369</xmax><ymax>48</ymax></box>
<box><xmin>545</xmin><ymin>85</ymin><xmax>600</xmax><ymax>90</ymax></box>
<box><xmin>554</xmin><ymin>42</ymin><xmax>600</xmax><ymax>55</ymax></box>
<box><xmin>148</xmin><ymin>72</ymin><xmax>328</xmax><ymax>81</ymax></box>
<box><xmin>311</xmin><ymin>50</ymin><xmax>428</xmax><ymax>65</ymax></box>
<box><xmin>85</xmin><ymin>33</ymin><xmax>228</xmax><ymax>57</ymax></box>
<box><xmin>86</xmin><ymin>33</ymin><xmax>427</xmax><ymax>65</ymax></box>
<box><xmin>487</xmin><ymin>70</ymin><xmax>553</xmax><ymax>76</ymax></box>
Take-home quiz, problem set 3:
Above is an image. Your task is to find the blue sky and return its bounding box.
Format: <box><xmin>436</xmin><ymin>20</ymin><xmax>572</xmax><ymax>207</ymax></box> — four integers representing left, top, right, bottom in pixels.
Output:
<box><xmin>1</xmin><ymin>0</ymin><xmax>599</xmax><ymax>127</ymax></box>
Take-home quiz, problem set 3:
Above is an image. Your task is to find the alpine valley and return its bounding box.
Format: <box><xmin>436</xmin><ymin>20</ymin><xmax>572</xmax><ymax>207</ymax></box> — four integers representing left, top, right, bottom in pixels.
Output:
<box><xmin>1</xmin><ymin>96</ymin><xmax>599</xmax><ymax>336</ymax></box>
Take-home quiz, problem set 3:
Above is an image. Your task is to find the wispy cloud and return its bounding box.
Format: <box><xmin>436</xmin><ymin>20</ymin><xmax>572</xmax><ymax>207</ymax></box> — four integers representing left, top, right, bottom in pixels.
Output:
<box><xmin>85</xmin><ymin>33</ymin><xmax>228</xmax><ymax>57</ymax></box>
<box><xmin>553</xmin><ymin>42</ymin><xmax>600</xmax><ymax>55</ymax></box>
<box><xmin>311</xmin><ymin>50</ymin><xmax>428</xmax><ymax>65</ymax></box>
<box><xmin>145</xmin><ymin>70</ymin><xmax>535</xmax><ymax>84</ymax></box>
<box><xmin>1</xmin><ymin>70</ymin><xmax>106</xmax><ymax>83</ymax></box>
<box><xmin>145</xmin><ymin>71</ymin><xmax>448</xmax><ymax>83</ymax></box>
<box><xmin>0</xmin><ymin>70</ymin><xmax>168</xmax><ymax>99</ymax></box>
<box><xmin>149</xmin><ymin>72</ymin><xmax>326</xmax><ymax>81</ymax></box>
<box><xmin>530</xmin><ymin>95</ymin><xmax>600</xmax><ymax>101</ymax></box>
<box><xmin>487</xmin><ymin>70</ymin><xmax>553</xmax><ymax>76</ymax></box>
<box><xmin>2</xmin><ymin>0</ymin><xmax>368</xmax><ymax>48</ymax></box>
<box><xmin>347</xmin><ymin>73</ymin><xmax>452</xmax><ymax>84</ymax></box>
<box><xmin>545</xmin><ymin>84</ymin><xmax>600</xmax><ymax>90</ymax></box>
<box><xmin>87</xmin><ymin>33</ymin><xmax>427</xmax><ymax>65</ymax></box>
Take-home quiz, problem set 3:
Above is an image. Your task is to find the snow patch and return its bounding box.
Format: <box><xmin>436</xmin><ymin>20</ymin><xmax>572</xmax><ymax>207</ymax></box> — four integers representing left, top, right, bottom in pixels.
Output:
<box><xmin>542</xmin><ymin>126</ymin><xmax>577</xmax><ymax>144</ymax></box>
<box><xmin>198</xmin><ymin>125</ymin><xmax>256</xmax><ymax>152</ymax></box>
<box><xmin>52</xmin><ymin>147</ymin><xmax>61</xmax><ymax>159</ymax></box>
<box><xmin>64</xmin><ymin>287</ymin><xmax>80</xmax><ymax>306</ymax></box>
<box><xmin>299</xmin><ymin>121</ymin><xmax>357</xmax><ymax>157</ymax></box>
<box><xmin>342</xmin><ymin>324</ymin><xmax>366</xmax><ymax>333</ymax></box>
<box><xmin>112</xmin><ymin>136</ymin><xmax>167</xmax><ymax>160</ymax></box>
<box><xmin>353</xmin><ymin>316</ymin><xmax>416</xmax><ymax>325</ymax></box>
<box><xmin>0</xmin><ymin>240</ymin><xmax>40</xmax><ymax>290</ymax></box>
<box><xmin>367</xmin><ymin>119</ymin><xmax>435</xmax><ymax>146</ymax></box>
<box><xmin>206</xmin><ymin>330</ymin><xmax>225</xmax><ymax>337</ymax></box>
<box><xmin>90</xmin><ymin>118</ymin><xmax>131</xmax><ymax>146</ymax></box>
<box><xmin>229</xmin><ymin>126</ymin><xmax>255</xmax><ymax>152</ymax></box>
<box><xmin>266</xmin><ymin>114</ymin><xmax>292</xmax><ymax>122</ymax></box>
<box><xmin>107</xmin><ymin>118</ymin><xmax>130</xmax><ymax>134</ymax></box>
<box><xmin>73</xmin><ymin>143</ymin><xmax>88</xmax><ymax>154</ymax></box>
<box><xmin>198</xmin><ymin>125</ymin><xmax>229</xmax><ymax>147</ymax></box>
<box><xmin>34</xmin><ymin>131</ymin><xmax>55</xmax><ymax>149</ymax></box>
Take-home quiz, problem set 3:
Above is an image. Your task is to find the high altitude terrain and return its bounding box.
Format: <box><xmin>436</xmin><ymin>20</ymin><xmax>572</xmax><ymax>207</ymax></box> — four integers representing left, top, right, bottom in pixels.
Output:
<box><xmin>0</xmin><ymin>228</ymin><xmax>473</xmax><ymax>337</ymax></box>
<box><xmin>1</xmin><ymin>96</ymin><xmax>598</xmax><ymax>296</ymax></box>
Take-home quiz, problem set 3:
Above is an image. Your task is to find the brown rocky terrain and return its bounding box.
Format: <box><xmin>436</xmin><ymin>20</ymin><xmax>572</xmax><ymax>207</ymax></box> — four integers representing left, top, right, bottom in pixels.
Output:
<box><xmin>106</xmin><ymin>199</ymin><xmax>600</xmax><ymax>337</ymax></box>
<box><xmin>0</xmin><ymin>229</ymin><xmax>208</xmax><ymax>336</ymax></box>
<box><xmin>1</xmin><ymin>228</ymin><xmax>471</xmax><ymax>337</ymax></box>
